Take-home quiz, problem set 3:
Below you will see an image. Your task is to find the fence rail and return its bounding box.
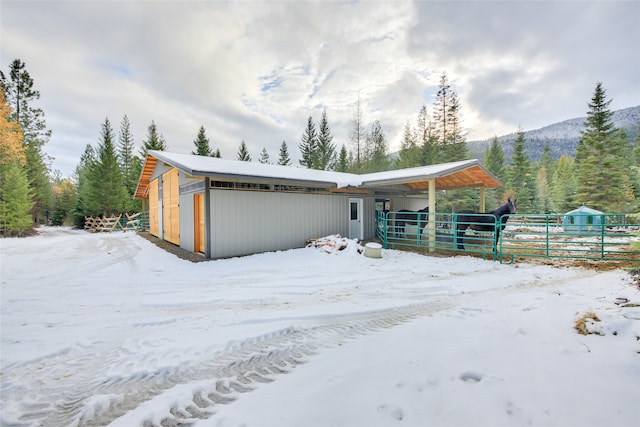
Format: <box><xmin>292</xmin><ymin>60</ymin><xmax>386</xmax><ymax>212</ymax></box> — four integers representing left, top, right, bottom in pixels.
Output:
<box><xmin>376</xmin><ymin>211</ymin><xmax>640</xmax><ymax>263</ymax></box>
<box><xmin>83</xmin><ymin>212</ymin><xmax>149</xmax><ymax>233</ymax></box>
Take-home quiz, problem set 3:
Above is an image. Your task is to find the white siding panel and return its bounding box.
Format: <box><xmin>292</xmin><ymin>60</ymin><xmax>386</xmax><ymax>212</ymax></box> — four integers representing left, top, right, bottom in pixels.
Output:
<box><xmin>209</xmin><ymin>190</ymin><xmax>351</xmax><ymax>258</ymax></box>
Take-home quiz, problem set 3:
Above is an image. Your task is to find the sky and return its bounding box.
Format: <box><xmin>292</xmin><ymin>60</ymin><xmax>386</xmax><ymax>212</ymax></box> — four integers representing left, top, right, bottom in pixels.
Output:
<box><xmin>1</xmin><ymin>0</ymin><xmax>639</xmax><ymax>177</ymax></box>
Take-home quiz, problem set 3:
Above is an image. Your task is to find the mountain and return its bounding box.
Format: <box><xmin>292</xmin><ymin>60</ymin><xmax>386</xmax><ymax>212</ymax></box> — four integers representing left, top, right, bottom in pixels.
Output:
<box><xmin>467</xmin><ymin>105</ymin><xmax>640</xmax><ymax>163</ymax></box>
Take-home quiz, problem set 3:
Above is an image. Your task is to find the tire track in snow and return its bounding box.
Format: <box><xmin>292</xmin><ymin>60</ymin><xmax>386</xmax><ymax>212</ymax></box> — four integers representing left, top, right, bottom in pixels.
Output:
<box><xmin>4</xmin><ymin>300</ymin><xmax>452</xmax><ymax>427</ymax></box>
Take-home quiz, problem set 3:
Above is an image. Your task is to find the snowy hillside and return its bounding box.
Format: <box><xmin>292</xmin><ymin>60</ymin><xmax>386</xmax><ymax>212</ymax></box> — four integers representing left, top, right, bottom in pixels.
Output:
<box><xmin>468</xmin><ymin>105</ymin><xmax>640</xmax><ymax>162</ymax></box>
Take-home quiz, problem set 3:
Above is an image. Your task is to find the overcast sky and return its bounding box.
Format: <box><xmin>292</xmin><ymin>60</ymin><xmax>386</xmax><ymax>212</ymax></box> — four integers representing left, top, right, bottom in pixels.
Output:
<box><xmin>2</xmin><ymin>0</ymin><xmax>638</xmax><ymax>177</ymax></box>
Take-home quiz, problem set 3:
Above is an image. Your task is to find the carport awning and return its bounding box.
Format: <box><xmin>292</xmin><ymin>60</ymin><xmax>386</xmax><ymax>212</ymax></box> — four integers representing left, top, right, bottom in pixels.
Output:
<box><xmin>358</xmin><ymin>159</ymin><xmax>501</xmax><ymax>191</ymax></box>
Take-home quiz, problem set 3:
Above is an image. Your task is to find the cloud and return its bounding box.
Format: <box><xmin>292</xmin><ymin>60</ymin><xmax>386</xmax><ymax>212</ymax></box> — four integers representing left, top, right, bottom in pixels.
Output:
<box><xmin>1</xmin><ymin>0</ymin><xmax>638</xmax><ymax>176</ymax></box>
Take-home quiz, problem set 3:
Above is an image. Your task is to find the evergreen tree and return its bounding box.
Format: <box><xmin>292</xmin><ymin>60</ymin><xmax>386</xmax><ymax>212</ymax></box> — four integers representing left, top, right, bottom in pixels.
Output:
<box><xmin>0</xmin><ymin>162</ymin><xmax>33</xmax><ymax>236</ymax></box>
<box><xmin>362</xmin><ymin>120</ymin><xmax>390</xmax><ymax>172</ymax></box>
<box><xmin>277</xmin><ymin>141</ymin><xmax>291</xmax><ymax>166</ymax></box>
<box><xmin>259</xmin><ymin>147</ymin><xmax>270</xmax><ymax>164</ymax></box>
<box><xmin>139</xmin><ymin>120</ymin><xmax>167</xmax><ymax>158</ymax></box>
<box><xmin>633</xmin><ymin>122</ymin><xmax>640</xmax><ymax>167</ymax></box>
<box><xmin>550</xmin><ymin>155</ymin><xmax>577</xmax><ymax>213</ymax></box>
<box><xmin>484</xmin><ymin>136</ymin><xmax>506</xmax><ymax>180</ymax></box>
<box><xmin>630</xmin><ymin>124</ymin><xmax>640</xmax><ymax>204</ymax></box>
<box><xmin>506</xmin><ymin>128</ymin><xmax>537</xmax><ymax>213</ymax></box>
<box><xmin>536</xmin><ymin>167</ymin><xmax>552</xmax><ymax>214</ymax></box>
<box><xmin>415</xmin><ymin>104</ymin><xmax>438</xmax><ymax>165</ymax></box>
<box><xmin>72</xmin><ymin>144</ymin><xmax>96</xmax><ymax>226</ymax></box>
<box><xmin>0</xmin><ymin>89</ymin><xmax>33</xmax><ymax>235</ymax></box>
<box><xmin>118</xmin><ymin>115</ymin><xmax>140</xmax><ymax>210</ymax></box>
<box><xmin>192</xmin><ymin>125</ymin><xmax>213</xmax><ymax>156</ymax></box>
<box><xmin>432</xmin><ymin>72</ymin><xmax>467</xmax><ymax>163</ymax></box>
<box><xmin>213</xmin><ymin>148</ymin><xmax>221</xmax><ymax>158</ymax></box>
<box><xmin>575</xmin><ymin>82</ymin><xmax>627</xmax><ymax>211</ymax></box>
<box><xmin>299</xmin><ymin>115</ymin><xmax>318</xmax><ymax>169</ymax></box>
<box><xmin>349</xmin><ymin>96</ymin><xmax>365</xmax><ymax>170</ymax></box>
<box><xmin>237</xmin><ymin>140</ymin><xmax>251</xmax><ymax>161</ymax></box>
<box><xmin>483</xmin><ymin>136</ymin><xmax>506</xmax><ymax>207</ymax></box>
<box><xmin>1</xmin><ymin>59</ymin><xmax>52</xmax><ymax>224</ymax></box>
<box><xmin>335</xmin><ymin>144</ymin><xmax>349</xmax><ymax>172</ymax></box>
<box><xmin>395</xmin><ymin>121</ymin><xmax>421</xmax><ymax>169</ymax></box>
<box><xmin>538</xmin><ymin>143</ymin><xmax>556</xmax><ymax>184</ymax></box>
<box><xmin>616</xmin><ymin>128</ymin><xmax>640</xmax><ymax>211</ymax></box>
<box><xmin>534</xmin><ymin>143</ymin><xmax>556</xmax><ymax>214</ymax></box>
<box><xmin>50</xmin><ymin>172</ymin><xmax>76</xmax><ymax>226</ymax></box>
<box><xmin>316</xmin><ymin>109</ymin><xmax>336</xmax><ymax>170</ymax></box>
<box><xmin>88</xmin><ymin>118</ymin><xmax>129</xmax><ymax>216</ymax></box>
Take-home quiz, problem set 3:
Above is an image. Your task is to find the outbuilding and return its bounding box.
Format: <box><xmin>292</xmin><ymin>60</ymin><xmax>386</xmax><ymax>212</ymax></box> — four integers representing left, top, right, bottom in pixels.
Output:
<box><xmin>134</xmin><ymin>151</ymin><xmax>501</xmax><ymax>259</ymax></box>
<box><xmin>563</xmin><ymin>205</ymin><xmax>605</xmax><ymax>234</ymax></box>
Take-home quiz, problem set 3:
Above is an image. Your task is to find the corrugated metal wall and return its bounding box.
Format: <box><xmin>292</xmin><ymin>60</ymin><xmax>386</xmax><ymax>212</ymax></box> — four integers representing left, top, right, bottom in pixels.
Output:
<box><xmin>209</xmin><ymin>190</ymin><xmax>368</xmax><ymax>258</ymax></box>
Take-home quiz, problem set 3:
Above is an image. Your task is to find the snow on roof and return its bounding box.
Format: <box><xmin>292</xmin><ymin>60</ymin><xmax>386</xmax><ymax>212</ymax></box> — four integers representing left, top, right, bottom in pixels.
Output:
<box><xmin>149</xmin><ymin>150</ymin><xmax>358</xmax><ymax>188</ymax></box>
<box><xmin>359</xmin><ymin>159</ymin><xmax>480</xmax><ymax>186</ymax></box>
<box><xmin>135</xmin><ymin>151</ymin><xmax>500</xmax><ymax>199</ymax></box>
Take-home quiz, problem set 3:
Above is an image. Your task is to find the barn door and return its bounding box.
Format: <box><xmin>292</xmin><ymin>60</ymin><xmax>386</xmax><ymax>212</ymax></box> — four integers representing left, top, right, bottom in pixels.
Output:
<box><xmin>348</xmin><ymin>198</ymin><xmax>363</xmax><ymax>240</ymax></box>
<box><xmin>162</xmin><ymin>168</ymin><xmax>180</xmax><ymax>245</ymax></box>
<box><xmin>194</xmin><ymin>193</ymin><xmax>205</xmax><ymax>253</ymax></box>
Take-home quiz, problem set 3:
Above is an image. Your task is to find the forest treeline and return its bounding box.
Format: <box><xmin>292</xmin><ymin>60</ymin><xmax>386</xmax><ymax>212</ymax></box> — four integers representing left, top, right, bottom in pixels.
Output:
<box><xmin>1</xmin><ymin>59</ymin><xmax>639</xmax><ymax>236</ymax></box>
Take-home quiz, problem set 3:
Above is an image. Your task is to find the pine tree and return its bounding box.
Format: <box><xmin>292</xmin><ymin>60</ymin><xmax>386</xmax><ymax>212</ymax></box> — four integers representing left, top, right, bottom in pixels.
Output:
<box><xmin>415</xmin><ymin>104</ymin><xmax>438</xmax><ymax>165</ymax></box>
<box><xmin>316</xmin><ymin>110</ymin><xmax>336</xmax><ymax>170</ymax></box>
<box><xmin>575</xmin><ymin>82</ymin><xmax>627</xmax><ymax>211</ymax></box>
<box><xmin>483</xmin><ymin>136</ymin><xmax>506</xmax><ymax>207</ymax></box>
<box><xmin>484</xmin><ymin>137</ymin><xmax>506</xmax><ymax>180</ymax></box>
<box><xmin>395</xmin><ymin>121</ymin><xmax>421</xmax><ymax>169</ymax></box>
<box><xmin>139</xmin><ymin>120</ymin><xmax>167</xmax><ymax>158</ymax></box>
<box><xmin>432</xmin><ymin>72</ymin><xmax>467</xmax><ymax>163</ymax></box>
<box><xmin>88</xmin><ymin>118</ymin><xmax>129</xmax><ymax>216</ymax></box>
<box><xmin>192</xmin><ymin>125</ymin><xmax>213</xmax><ymax>156</ymax></box>
<box><xmin>616</xmin><ymin>128</ymin><xmax>639</xmax><ymax>212</ymax></box>
<box><xmin>335</xmin><ymin>144</ymin><xmax>349</xmax><ymax>172</ymax></box>
<box><xmin>550</xmin><ymin>155</ymin><xmax>577</xmax><ymax>213</ymax></box>
<box><xmin>118</xmin><ymin>115</ymin><xmax>140</xmax><ymax>210</ymax></box>
<box><xmin>349</xmin><ymin>96</ymin><xmax>365</xmax><ymax>170</ymax></box>
<box><xmin>534</xmin><ymin>143</ymin><xmax>556</xmax><ymax>214</ymax></box>
<box><xmin>299</xmin><ymin>116</ymin><xmax>318</xmax><ymax>169</ymax></box>
<box><xmin>259</xmin><ymin>147</ymin><xmax>270</xmax><ymax>164</ymax></box>
<box><xmin>0</xmin><ymin>89</ymin><xmax>33</xmax><ymax>235</ymax></box>
<box><xmin>0</xmin><ymin>162</ymin><xmax>33</xmax><ymax>236</ymax></box>
<box><xmin>1</xmin><ymin>59</ymin><xmax>52</xmax><ymax>224</ymax></box>
<box><xmin>73</xmin><ymin>144</ymin><xmax>97</xmax><ymax>226</ymax></box>
<box><xmin>362</xmin><ymin>120</ymin><xmax>390</xmax><ymax>172</ymax></box>
<box><xmin>506</xmin><ymin>128</ymin><xmax>537</xmax><ymax>213</ymax></box>
<box><xmin>50</xmin><ymin>173</ymin><xmax>76</xmax><ymax>226</ymax></box>
<box><xmin>277</xmin><ymin>141</ymin><xmax>291</xmax><ymax>166</ymax></box>
<box><xmin>539</xmin><ymin>143</ymin><xmax>556</xmax><ymax>184</ymax></box>
<box><xmin>237</xmin><ymin>140</ymin><xmax>251</xmax><ymax>161</ymax></box>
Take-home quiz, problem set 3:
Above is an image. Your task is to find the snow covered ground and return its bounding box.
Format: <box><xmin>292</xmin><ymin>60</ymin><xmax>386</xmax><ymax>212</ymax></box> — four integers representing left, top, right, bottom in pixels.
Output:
<box><xmin>1</xmin><ymin>227</ymin><xmax>639</xmax><ymax>427</ymax></box>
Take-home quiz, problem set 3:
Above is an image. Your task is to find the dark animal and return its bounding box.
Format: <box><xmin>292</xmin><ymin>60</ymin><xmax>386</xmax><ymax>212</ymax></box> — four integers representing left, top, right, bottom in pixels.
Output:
<box><xmin>455</xmin><ymin>199</ymin><xmax>517</xmax><ymax>250</ymax></box>
<box><xmin>394</xmin><ymin>206</ymin><xmax>429</xmax><ymax>237</ymax></box>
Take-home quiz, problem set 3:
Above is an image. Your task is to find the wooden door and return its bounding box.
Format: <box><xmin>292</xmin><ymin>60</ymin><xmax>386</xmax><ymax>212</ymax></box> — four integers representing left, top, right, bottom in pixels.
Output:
<box><xmin>162</xmin><ymin>168</ymin><xmax>180</xmax><ymax>245</ymax></box>
<box><xmin>194</xmin><ymin>193</ymin><xmax>205</xmax><ymax>253</ymax></box>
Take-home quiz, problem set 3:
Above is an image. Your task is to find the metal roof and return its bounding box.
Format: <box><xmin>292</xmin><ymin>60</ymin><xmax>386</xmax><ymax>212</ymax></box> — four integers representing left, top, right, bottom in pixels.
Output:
<box><xmin>134</xmin><ymin>151</ymin><xmax>502</xmax><ymax>199</ymax></box>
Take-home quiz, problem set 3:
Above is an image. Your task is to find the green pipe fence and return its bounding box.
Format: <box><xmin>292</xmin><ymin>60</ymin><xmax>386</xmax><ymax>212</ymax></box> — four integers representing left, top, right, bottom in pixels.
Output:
<box><xmin>376</xmin><ymin>211</ymin><xmax>640</xmax><ymax>264</ymax></box>
<box><xmin>497</xmin><ymin>213</ymin><xmax>639</xmax><ymax>264</ymax></box>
